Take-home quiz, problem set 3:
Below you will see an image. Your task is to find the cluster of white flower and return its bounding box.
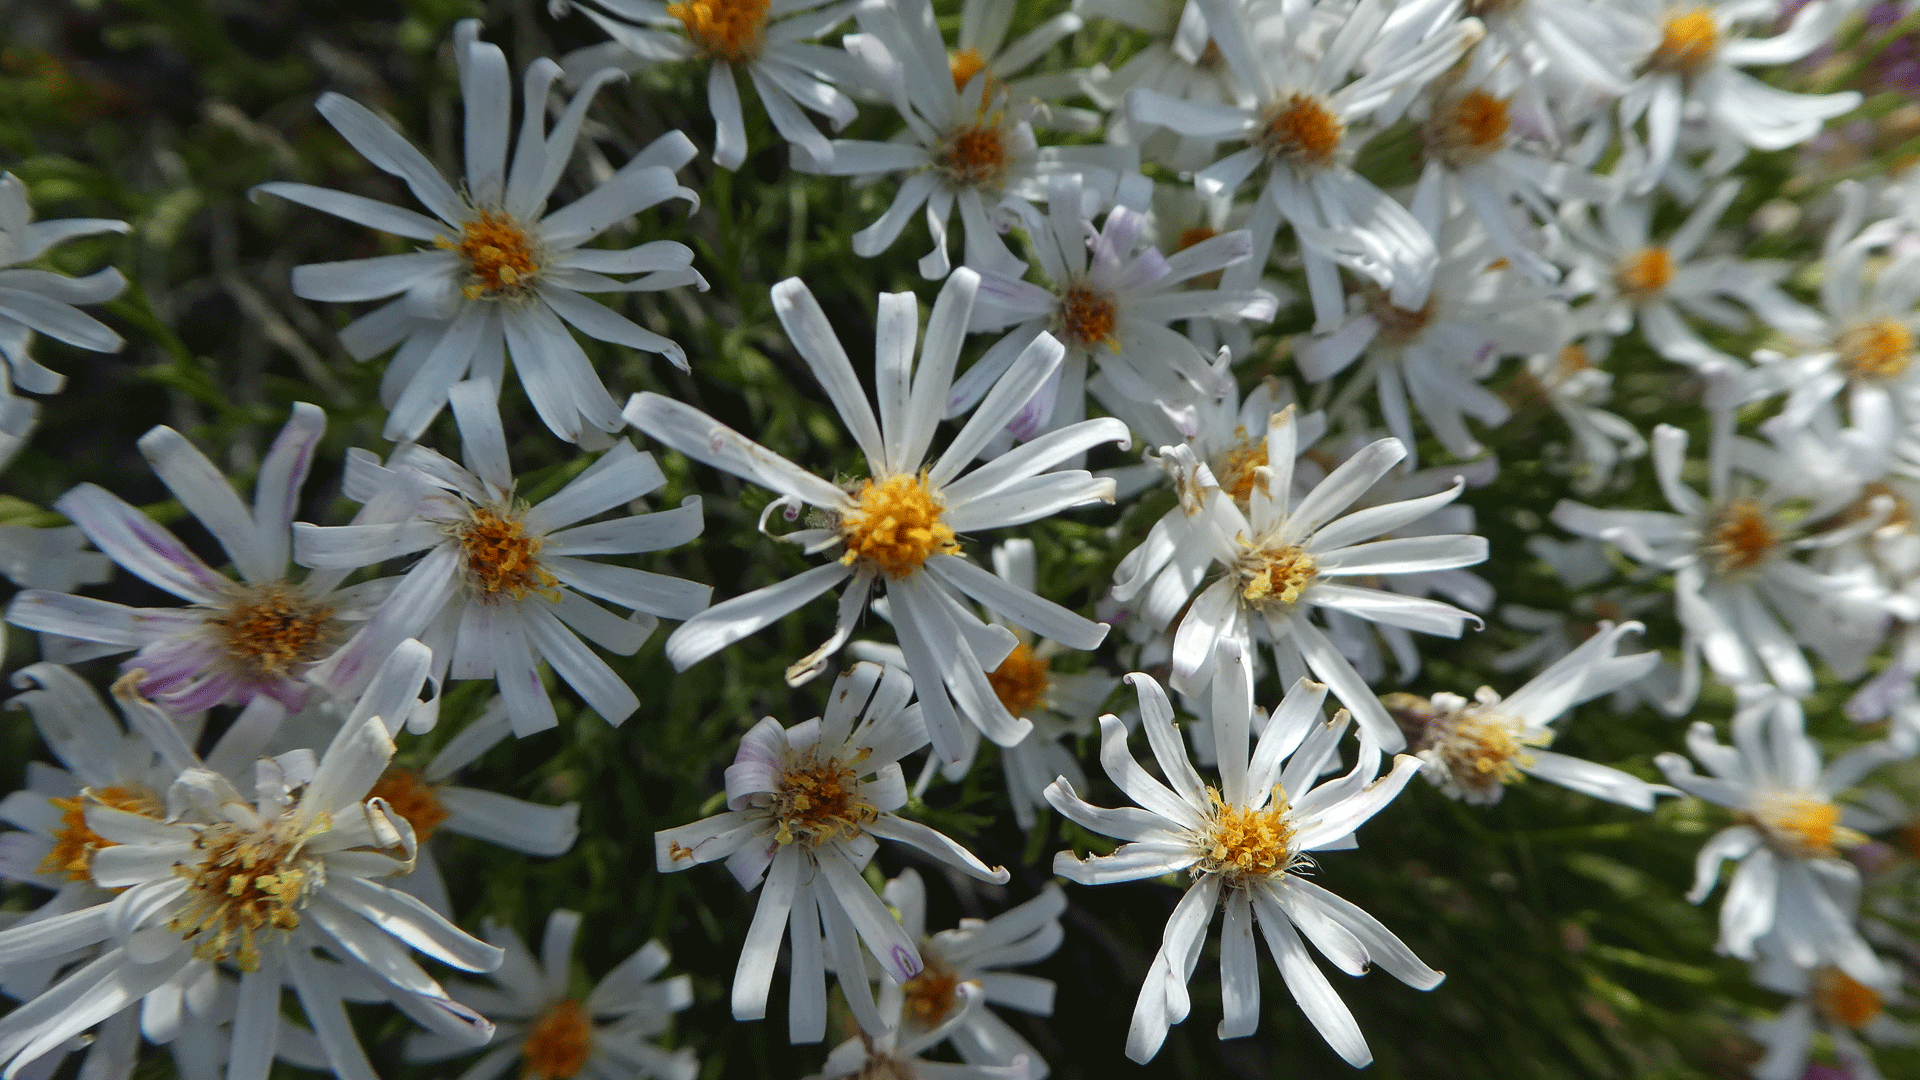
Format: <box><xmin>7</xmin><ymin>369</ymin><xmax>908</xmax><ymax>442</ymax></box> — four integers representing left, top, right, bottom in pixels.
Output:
<box><xmin>5</xmin><ymin>0</ymin><xmax>1920</xmax><ymax>1077</ymax></box>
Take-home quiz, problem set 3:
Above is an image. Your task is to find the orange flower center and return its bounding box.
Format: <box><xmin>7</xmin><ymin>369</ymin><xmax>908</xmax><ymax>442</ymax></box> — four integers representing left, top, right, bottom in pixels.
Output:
<box><xmin>1614</xmin><ymin>247</ymin><xmax>1674</xmax><ymax>298</ymax></box>
<box><xmin>458</xmin><ymin>505</ymin><xmax>560</xmax><ymax>602</ymax></box>
<box><xmin>666</xmin><ymin>0</ymin><xmax>770</xmax><ymax>62</ymax></box>
<box><xmin>1237</xmin><ymin>541</ymin><xmax>1317</xmax><ymax>609</ymax></box>
<box><xmin>937</xmin><ymin>123</ymin><xmax>1011</xmax><ymax>190</ymax></box>
<box><xmin>949</xmin><ymin>48</ymin><xmax>991</xmax><ymax>92</ymax></box>
<box><xmin>1813</xmin><ymin>968</ymin><xmax>1884</xmax><ymax>1030</ymax></box>
<box><xmin>1703</xmin><ymin>499</ymin><xmax>1777</xmax><ymax>575</ymax></box>
<box><xmin>439</xmin><ymin>210</ymin><xmax>541</xmax><ymax>300</ymax></box>
<box><xmin>1838</xmin><ymin>319</ymin><xmax>1913</xmax><ymax>381</ymax></box>
<box><xmin>213</xmin><ymin>582</ymin><xmax>341</xmax><ymax>680</ymax></box>
<box><xmin>1056</xmin><ymin>281</ymin><xmax>1119</xmax><ymax>351</ymax></box>
<box><xmin>986</xmin><ymin>641</ymin><xmax>1051</xmax><ymax>717</ymax></box>
<box><xmin>1429</xmin><ymin>89</ymin><xmax>1511</xmax><ymax>164</ymax></box>
<box><xmin>522</xmin><ymin>999</ymin><xmax>594</xmax><ymax>1080</ymax></box>
<box><xmin>1260</xmin><ymin>93</ymin><xmax>1343</xmax><ymax>168</ymax></box>
<box><xmin>900</xmin><ymin>952</ymin><xmax>962</xmax><ymax>1028</ymax></box>
<box><xmin>1750</xmin><ymin>793</ymin><xmax>1862</xmax><ymax>858</ymax></box>
<box><xmin>1198</xmin><ymin>786</ymin><xmax>1298</xmax><ymax>885</ymax></box>
<box><xmin>840</xmin><ymin>472</ymin><xmax>958</xmax><ymax>579</ymax></box>
<box><xmin>367</xmin><ymin>767</ymin><xmax>450</xmax><ymax>843</ymax></box>
<box><xmin>1650</xmin><ymin>9</ymin><xmax>1719</xmax><ymax>77</ymax></box>
<box><xmin>770</xmin><ymin>753</ymin><xmax>877</xmax><ymax>848</ymax></box>
<box><xmin>170</xmin><ymin>812</ymin><xmax>331</xmax><ymax>972</ymax></box>
<box><xmin>38</xmin><ymin>785</ymin><xmax>163</xmax><ymax>881</ymax></box>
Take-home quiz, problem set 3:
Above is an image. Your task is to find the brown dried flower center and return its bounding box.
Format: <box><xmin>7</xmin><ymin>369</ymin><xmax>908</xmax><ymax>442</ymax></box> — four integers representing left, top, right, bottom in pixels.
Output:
<box><xmin>772</xmin><ymin>754</ymin><xmax>876</xmax><ymax>848</ymax></box>
<box><xmin>1838</xmin><ymin>319</ymin><xmax>1913</xmax><ymax>381</ymax></box>
<box><xmin>39</xmin><ymin>784</ymin><xmax>163</xmax><ymax>882</ymax></box>
<box><xmin>522</xmin><ymin>998</ymin><xmax>594</xmax><ymax>1080</ymax></box>
<box><xmin>1056</xmin><ymin>281</ymin><xmax>1119</xmax><ymax>351</ymax></box>
<box><xmin>668</xmin><ymin>0</ymin><xmax>770</xmax><ymax>62</ymax></box>
<box><xmin>170</xmin><ymin>812</ymin><xmax>330</xmax><ymax>972</ymax></box>
<box><xmin>440</xmin><ymin>210</ymin><xmax>541</xmax><ymax>300</ymax></box>
<box><xmin>987</xmin><ymin>641</ymin><xmax>1051</xmax><ymax>717</ymax></box>
<box><xmin>1261</xmin><ymin>94</ymin><xmax>1343</xmax><ymax>168</ymax></box>
<box><xmin>214</xmin><ymin>582</ymin><xmax>341</xmax><ymax>679</ymax></box>
<box><xmin>368</xmin><ymin>767</ymin><xmax>450</xmax><ymax>843</ymax></box>
<box><xmin>840</xmin><ymin>472</ymin><xmax>957</xmax><ymax>579</ymax></box>
<box><xmin>459</xmin><ymin>505</ymin><xmax>559</xmax><ymax>602</ymax></box>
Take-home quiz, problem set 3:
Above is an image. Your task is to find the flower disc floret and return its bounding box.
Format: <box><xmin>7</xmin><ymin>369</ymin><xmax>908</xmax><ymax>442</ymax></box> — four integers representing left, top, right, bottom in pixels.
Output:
<box><xmin>1649</xmin><ymin>8</ymin><xmax>1719</xmax><ymax>77</ymax></box>
<box><xmin>170</xmin><ymin>812</ymin><xmax>331</xmax><ymax>972</ymax></box>
<box><xmin>457</xmin><ymin>504</ymin><xmax>560</xmax><ymax>602</ymax></box>
<box><xmin>1429</xmin><ymin>90</ymin><xmax>1511</xmax><ymax>164</ymax></box>
<box><xmin>1748</xmin><ymin>792</ymin><xmax>1861</xmax><ymax>858</ymax></box>
<box><xmin>439</xmin><ymin>210</ymin><xmax>542</xmax><ymax>300</ymax></box>
<box><xmin>1260</xmin><ymin>94</ymin><xmax>1344</xmax><ymax>169</ymax></box>
<box><xmin>368</xmin><ymin>767</ymin><xmax>450</xmax><ymax>843</ymax></box>
<box><xmin>1837</xmin><ymin>319</ymin><xmax>1913</xmax><ymax>381</ymax></box>
<box><xmin>1213</xmin><ymin>433</ymin><xmax>1269</xmax><ymax>506</ymax></box>
<box><xmin>770</xmin><ymin>753</ymin><xmax>877</xmax><ymax>848</ymax></box>
<box><xmin>1703</xmin><ymin>498</ymin><xmax>1778</xmax><ymax>576</ymax></box>
<box><xmin>38</xmin><ymin>785</ymin><xmax>162</xmax><ymax>881</ymax></box>
<box><xmin>522</xmin><ymin>998</ymin><xmax>594</xmax><ymax>1080</ymax></box>
<box><xmin>1615</xmin><ymin>247</ymin><xmax>1674</xmax><ymax>298</ymax></box>
<box><xmin>213</xmin><ymin>582</ymin><xmax>341</xmax><ymax>679</ymax></box>
<box><xmin>935</xmin><ymin>122</ymin><xmax>1012</xmax><ymax>190</ymax></box>
<box><xmin>1056</xmin><ymin>281</ymin><xmax>1119</xmax><ymax>351</ymax></box>
<box><xmin>1813</xmin><ymin>968</ymin><xmax>1884</xmax><ymax>1029</ymax></box>
<box><xmin>900</xmin><ymin>953</ymin><xmax>963</xmax><ymax>1027</ymax></box>
<box><xmin>667</xmin><ymin>0</ymin><xmax>770</xmax><ymax>62</ymax></box>
<box><xmin>839</xmin><ymin>473</ymin><xmax>957</xmax><ymax>579</ymax></box>
<box><xmin>986</xmin><ymin>642</ymin><xmax>1051</xmax><ymax>717</ymax></box>
<box><xmin>1236</xmin><ymin>541</ymin><xmax>1318</xmax><ymax>610</ymax></box>
<box><xmin>1197</xmin><ymin>787</ymin><xmax>1299</xmax><ymax>886</ymax></box>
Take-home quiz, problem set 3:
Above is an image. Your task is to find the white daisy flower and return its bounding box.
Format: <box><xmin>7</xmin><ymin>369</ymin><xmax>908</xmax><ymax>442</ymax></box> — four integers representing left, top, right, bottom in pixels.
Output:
<box><xmin>1655</xmin><ymin>690</ymin><xmax>1904</xmax><ymax>978</ymax></box>
<box><xmin>5</xmin><ymin>404</ymin><xmax>382</xmax><ymax>717</ymax></box>
<box><xmin>407</xmin><ymin>908</ymin><xmax>697</xmax><ymax>1080</ymax></box>
<box><xmin>0</xmin><ymin>171</ymin><xmax>128</xmax><ymax>435</ymax></box>
<box><xmin>554</xmin><ymin>0</ymin><xmax>866</xmax><ymax>170</ymax></box>
<box><xmin>1748</xmin><ymin>944</ymin><xmax>1916</xmax><ymax>1080</ymax></box>
<box><xmin>951</xmin><ymin>173</ymin><xmax>1273</xmax><ymax>444</ymax></box>
<box><xmin>1461</xmin><ymin>0</ymin><xmax>1642</xmax><ymax>125</ymax></box>
<box><xmin>1384</xmin><ymin>620</ymin><xmax>1673</xmax><ymax>809</ymax></box>
<box><xmin>625</xmin><ymin>270</ymin><xmax>1124</xmax><ymax>763</ymax></box>
<box><xmin>807</xmin><ymin>981</ymin><xmax>1022</xmax><ymax>1080</ymax></box>
<box><xmin>1550</xmin><ymin>406</ymin><xmax>1890</xmax><ymax>710</ymax></box>
<box><xmin>1112</xmin><ymin>406</ymin><xmax>1486</xmax><ymax>750</ymax></box>
<box><xmin>258</xmin><ymin>20</ymin><xmax>703</xmax><ymax>444</ymax></box>
<box><xmin>877</xmin><ymin>867</ymin><xmax>1064</xmax><ymax>1078</ymax></box>
<box><xmin>1046</xmin><ymin>653</ymin><xmax>1440</xmax><ymax>1065</ymax></box>
<box><xmin>1124</xmin><ymin>0</ymin><xmax>1479</xmax><ymax>330</ymax></box>
<box><xmin>1081</xmin><ymin>0</ymin><xmax>1252</xmax><ymax>172</ymax></box>
<box><xmin>295</xmin><ymin>379</ymin><xmax>710</xmax><ymax>736</ymax></box>
<box><xmin>1516</xmin><ymin>330</ymin><xmax>1649</xmax><ymax>497</ymax></box>
<box><xmin>0</xmin><ymin>695</ymin><xmax>506</xmax><ymax>1080</ymax></box>
<box><xmin>652</xmin><ymin>662</ymin><xmax>1009</xmax><ymax>1043</ymax></box>
<box><xmin>801</xmin><ymin>0</ymin><xmax>1136</xmax><ymax>279</ymax></box>
<box><xmin>1615</xmin><ymin>0</ymin><xmax>1862</xmax><ymax>193</ymax></box>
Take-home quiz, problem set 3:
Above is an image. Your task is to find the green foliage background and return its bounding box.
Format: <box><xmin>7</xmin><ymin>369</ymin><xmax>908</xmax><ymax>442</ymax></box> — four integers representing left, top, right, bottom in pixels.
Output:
<box><xmin>3</xmin><ymin>2</ymin><xmax>1919</xmax><ymax>1079</ymax></box>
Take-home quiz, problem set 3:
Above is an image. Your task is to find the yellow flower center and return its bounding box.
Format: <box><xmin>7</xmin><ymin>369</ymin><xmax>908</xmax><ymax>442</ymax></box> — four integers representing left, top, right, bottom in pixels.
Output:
<box><xmin>1237</xmin><ymin>541</ymin><xmax>1318</xmax><ymax>610</ymax></box>
<box><xmin>438</xmin><ymin>210</ymin><xmax>542</xmax><ymax>300</ymax></box>
<box><xmin>458</xmin><ymin>505</ymin><xmax>560</xmax><ymax>602</ymax></box>
<box><xmin>936</xmin><ymin>122</ymin><xmax>1012</xmax><ymax>190</ymax></box>
<box><xmin>1429</xmin><ymin>89</ymin><xmax>1511</xmax><ymax>164</ymax></box>
<box><xmin>1703</xmin><ymin>498</ymin><xmax>1777</xmax><ymax>576</ymax></box>
<box><xmin>1055</xmin><ymin>281</ymin><xmax>1119</xmax><ymax>352</ymax></box>
<box><xmin>986</xmin><ymin>641</ymin><xmax>1051</xmax><ymax>717</ymax></box>
<box><xmin>949</xmin><ymin>48</ymin><xmax>991</xmax><ymax>92</ymax></box>
<box><xmin>666</xmin><ymin>0</ymin><xmax>770</xmax><ymax>62</ymax></box>
<box><xmin>1650</xmin><ymin>9</ymin><xmax>1719</xmax><ymax>77</ymax></box>
<box><xmin>522</xmin><ymin>999</ymin><xmax>594</xmax><ymax>1080</ymax></box>
<box><xmin>1432</xmin><ymin>703</ymin><xmax>1549</xmax><ymax>794</ymax></box>
<box><xmin>1614</xmin><ymin>247</ymin><xmax>1674</xmax><ymax>298</ymax></box>
<box><xmin>1198</xmin><ymin>786</ymin><xmax>1299</xmax><ymax>885</ymax></box>
<box><xmin>1838</xmin><ymin>319</ymin><xmax>1914</xmax><ymax>381</ymax></box>
<box><xmin>771</xmin><ymin>753</ymin><xmax>877</xmax><ymax>848</ymax></box>
<box><xmin>1260</xmin><ymin>93</ymin><xmax>1343</xmax><ymax>168</ymax></box>
<box><xmin>1213</xmin><ymin>431</ymin><xmax>1270</xmax><ymax>506</ymax></box>
<box><xmin>367</xmin><ymin>767</ymin><xmax>450</xmax><ymax>843</ymax></box>
<box><xmin>38</xmin><ymin>785</ymin><xmax>163</xmax><ymax>882</ymax></box>
<box><xmin>839</xmin><ymin>472</ymin><xmax>958</xmax><ymax>579</ymax></box>
<box><xmin>212</xmin><ymin>582</ymin><xmax>341</xmax><ymax>680</ymax></box>
<box><xmin>1174</xmin><ymin>225</ymin><xmax>1225</xmax><ymax>290</ymax></box>
<box><xmin>900</xmin><ymin>952</ymin><xmax>963</xmax><ymax>1028</ymax></box>
<box><xmin>170</xmin><ymin>812</ymin><xmax>332</xmax><ymax>972</ymax></box>
<box><xmin>1554</xmin><ymin>342</ymin><xmax>1591</xmax><ymax>383</ymax></box>
<box><xmin>1813</xmin><ymin>967</ymin><xmax>1884</xmax><ymax>1030</ymax></box>
<box><xmin>1750</xmin><ymin>793</ymin><xmax>1864</xmax><ymax>858</ymax></box>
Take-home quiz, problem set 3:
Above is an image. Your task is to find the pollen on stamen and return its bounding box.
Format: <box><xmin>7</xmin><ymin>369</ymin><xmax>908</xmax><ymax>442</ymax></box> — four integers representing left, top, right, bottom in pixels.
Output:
<box><xmin>438</xmin><ymin>210</ymin><xmax>541</xmax><ymax>300</ymax></box>
<box><xmin>522</xmin><ymin>998</ymin><xmax>594</xmax><ymax>1080</ymax></box>
<box><xmin>1260</xmin><ymin>93</ymin><xmax>1344</xmax><ymax>169</ymax></box>
<box><xmin>1614</xmin><ymin>247</ymin><xmax>1674</xmax><ymax>299</ymax></box>
<box><xmin>169</xmin><ymin>813</ymin><xmax>331</xmax><ymax>973</ymax></box>
<box><xmin>987</xmin><ymin>641</ymin><xmax>1051</xmax><ymax>718</ymax></box>
<box><xmin>839</xmin><ymin>472</ymin><xmax>958</xmax><ymax>579</ymax></box>
<box><xmin>211</xmin><ymin>581</ymin><xmax>341</xmax><ymax>680</ymax></box>
<box><xmin>666</xmin><ymin>0</ymin><xmax>771</xmax><ymax>63</ymax></box>
<box><xmin>1197</xmin><ymin>786</ymin><xmax>1299</xmax><ymax>885</ymax></box>
<box><xmin>1055</xmin><ymin>281</ymin><xmax>1119</xmax><ymax>352</ymax></box>
<box><xmin>458</xmin><ymin>504</ymin><xmax>561</xmax><ymax>603</ymax></box>
<box><xmin>1837</xmin><ymin>319</ymin><xmax>1914</xmax><ymax>381</ymax></box>
<box><xmin>769</xmin><ymin>753</ymin><xmax>878</xmax><ymax>848</ymax></box>
<box><xmin>1237</xmin><ymin>541</ymin><xmax>1318</xmax><ymax>610</ymax></box>
<box><xmin>1703</xmin><ymin>498</ymin><xmax>1777</xmax><ymax>576</ymax></box>
<box><xmin>1650</xmin><ymin>8</ymin><xmax>1719</xmax><ymax>77</ymax></box>
<box><xmin>1212</xmin><ymin>431</ymin><xmax>1269</xmax><ymax>506</ymax></box>
<box><xmin>936</xmin><ymin>122</ymin><xmax>1012</xmax><ymax>190</ymax></box>
<box><xmin>38</xmin><ymin>785</ymin><xmax>163</xmax><ymax>882</ymax></box>
<box><xmin>367</xmin><ymin>767</ymin><xmax>451</xmax><ymax>843</ymax></box>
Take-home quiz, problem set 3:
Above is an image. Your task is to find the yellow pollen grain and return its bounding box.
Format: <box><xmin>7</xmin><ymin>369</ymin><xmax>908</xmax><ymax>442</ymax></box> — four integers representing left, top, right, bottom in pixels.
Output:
<box><xmin>212</xmin><ymin>582</ymin><xmax>340</xmax><ymax>679</ymax></box>
<box><xmin>1652</xmin><ymin>8</ymin><xmax>1719</xmax><ymax>76</ymax></box>
<box><xmin>438</xmin><ymin>210</ymin><xmax>541</xmax><ymax>300</ymax></box>
<box><xmin>949</xmin><ymin>48</ymin><xmax>991</xmax><ymax>92</ymax></box>
<box><xmin>1614</xmin><ymin>247</ymin><xmax>1674</xmax><ymax>298</ymax></box>
<box><xmin>1262</xmin><ymin>94</ymin><xmax>1343</xmax><ymax>168</ymax></box>
<box><xmin>667</xmin><ymin>0</ymin><xmax>770</xmax><ymax>62</ymax></box>
<box><xmin>1838</xmin><ymin>319</ymin><xmax>1913</xmax><ymax>381</ymax></box>
<box><xmin>169</xmin><ymin>814</ymin><xmax>330</xmax><ymax>973</ymax></box>
<box><xmin>367</xmin><ymin>767</ymin><xmax>450</xmax><ymax>843</ymax></box>
<box><xmin>900</xmin><ymin>954</ymin><xmax>962</xmax><ymax>1028</ymax></box>
<box><xmin>458</xmin><ymin>505</ymin><xmax>561</xmax><ymax>602</ymax></box>
<box><xmin>1056</xmin><ymin>281</ymin><xmax>1119</xmax><ymax>352</ymax></box>
<box><xmin>937</xmin><ymin>122</ymin><xmax>1011</xmax><ymax>190</ymax></box>
<box><xmin>1704</xmin><ymin>498</ymin><xmax>1777</xmax><ymax>575</ymax></box>
<box><xmin>1213</xmin><ymin>432</ymin><xmax>1269</xmax><ymax>505</ymax></box>
<box><xmin>1813</xmin><ymin>968</ymin><xmax>1884</xmax><ymax>1030</ymax></box>
<box><xmin>38</xmin><ymin>785</ymin><xmax>162</xmax><ymax>882</ymax></box>
<box><xmin>839</xmin><ymin>472</ymin><xmax>957</xmax><ymax>579</ymax></box>
<box><xmin>770</xmin><ymin>754</ymin><xmax>877</xmax><ymax>848</ymax></box>
<box><xmin>1239</xmin><ymin>543</ymin><xmax>1317</xmax><ymax>609</ymax></box>
<box><xmin>522</xmin><ymin>999</ymin><xmax>594</xmax><ymax>1080</ymax></box>
<box><xmin>1199</xmin><ymin>786</ymin><xmax>1297</xmax><ymax>885</ymax></box>
<box><xmin>986</xmin><ymin>641</ymin><xmax>1051</xmax><ymax>717</ymax></box>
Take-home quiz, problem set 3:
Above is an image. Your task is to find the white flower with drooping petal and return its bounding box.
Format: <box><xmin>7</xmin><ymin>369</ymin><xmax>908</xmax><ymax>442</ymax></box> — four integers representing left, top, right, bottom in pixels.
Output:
<box><xmin>1747</xmin><ymin>941</ymin><xmax>1915</xmax><ymax>1080</ymax></box>
<box><xmin>953</xmin><ymin>173</ymin><xmax>1272</xmax><ymax>444</ymax></box>
<box><xmin>555</xmin><ymin>0</ymin><xmax>867</xmax><ymax>171</ymax></box>
<box><xmin>626</xmin><ymin>270</ymin><xmax>1124</xmax><ymax>764</ymax></box>
<box><xmin>1124</xmin><ymin>0</ymin><xmax>1479</xmax><ymax>331</ymax></box>
<box><xmin>875</xmin><ymin>867</ymin><xmax>1063</xmax><ymax>1078</ymax></box>
<box><xmin>258</xmin><ymin>20</ymin><xmax>703</xmax><ymax>444</ymax></box>
<box><xmin>0</xmin><ymin>171</ymin><xmax>127</xmax><ymax>435</ymax></box>
<box><xmin>1655</xmin><ymin>691</ymin><xmax>1905</xmax><ymax>981</ymax></box>
<box><xmin>0</xmin><ymin>685</ymin><xmax>505</xmax><ymax>1080</ymax></box>
<box><xmin>5</xmin><ymin>404</ymin><xmax>381</xmax><ymax>717</ymax></box>
<box><xmin>945</xmin><ymin>0</ymin><xmax>1101</xmax><ymax>132</ymax></box>
<box><xmin>807</xmin><ymin>981</ymin><xmax>1022</xmax><ymax>1080</ymax></box>
<box><xmin>407</xmin><ymin>908</ymin><xmax>697</xmax><ymax>1080</ymax></box>
<box><xmin>1046</xmin><ymin>652</ymin><xmax>1439</xmax><ymax>1066</ymax></box>
<box><xmin>1113</xmin><ymin>405</ymin><xmax>1487</xmax><ymax>751</ymax></box>
<box><xmin>1386</xmin><ymin>620</ymin><xmax>1674</xmax><ymax>809</ymax></box>
<box><xmin>653</xmin><ymin>663</ymin><xmax>1009</xmax><ymax>1044</ymax></box>
<box><xmin>294</xmin><ymin>379</ymin><xmax>709</xmax><ymax>736</ymax></box>
<box><xmin>1462</xmin><ymin>0</ymin><xmax>1642</xmax><ymax>128</ymax></box>
<box><xmin>801</xmin><ymin>0</ymin><xmax>1136</xmax><ymax>279</ymax></box>
<box><xmin>1081</xmin><ymin>0</ymin><xmax>1253</xmax><ymax>172</ymax></box>
<box><xmin>1520</xmin><ymin>329</ymin><xmax>1649</xmax><ymax>497</ymax></box>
